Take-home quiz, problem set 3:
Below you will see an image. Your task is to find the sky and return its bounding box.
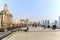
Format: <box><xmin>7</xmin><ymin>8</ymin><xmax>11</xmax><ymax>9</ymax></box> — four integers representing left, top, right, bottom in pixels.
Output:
<box><xmin>0</xmin><ymin>0</ymin><xmax>60</xmax><ymax>22</ymax></box>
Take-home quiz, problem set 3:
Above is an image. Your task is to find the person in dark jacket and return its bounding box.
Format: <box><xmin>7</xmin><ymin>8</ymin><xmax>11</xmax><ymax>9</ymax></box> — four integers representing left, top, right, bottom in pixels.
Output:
<box><xmin>47</xmin><ymin>25</ymin><xmax>50</xmax><ymax>29</ymax></box>
<box><xmin>24</xmin><ymin>25</ymin><xmax>29</xmax><ymax>32</ymax></box>
<box><xmin>44</xmin><ymin>25</ymin><xmax>46</xmax><ymax>29</ymax></box>
<box><xmin>53</xmin><ymin>25</ymin><xmax>56</xmax><ymax>30</ymax></box>
<box><xmin>35</xmin><ymin>24</ymin><xmax>37</xmax><ymax>28</ymax></box>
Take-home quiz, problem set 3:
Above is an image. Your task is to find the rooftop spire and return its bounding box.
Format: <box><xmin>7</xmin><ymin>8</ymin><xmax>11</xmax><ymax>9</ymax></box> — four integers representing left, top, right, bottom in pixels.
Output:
<box><xmin>3</xmin><ymin>3</ymin><xmax>8</xmax><ymax>12</ymax></box>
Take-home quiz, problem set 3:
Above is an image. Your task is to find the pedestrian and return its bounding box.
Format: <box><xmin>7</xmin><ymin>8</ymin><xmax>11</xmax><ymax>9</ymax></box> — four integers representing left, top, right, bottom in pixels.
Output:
<box><xmin>24</xmin><ymin>24</ymin><xmax>29</xmax><ymax>32</ymax></box>
<box><xmin>44</xmin><ymin>25</ymin><xmax>46</xmax><ymax>29</ymax></box>
<box><xmin>35</xmin><ymin>24</ymin><xmax>37</xmax><ymax>28</ymax></box>
<box><xmin>53</xmin><ymin>25</ymin><xmax>56</xmax><ymax>30</ymax></box>
<box><xmin>48</xmin><ymin>25</ymin><xmax>50</xmax><ymax>29</ymax></box>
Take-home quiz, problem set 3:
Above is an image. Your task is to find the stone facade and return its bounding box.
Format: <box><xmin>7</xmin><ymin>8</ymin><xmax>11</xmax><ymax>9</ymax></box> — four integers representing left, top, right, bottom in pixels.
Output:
<box><xmin>0</xmin><ymin>3</ymin><xmax>13</xmax><ymax>27</ymax></box>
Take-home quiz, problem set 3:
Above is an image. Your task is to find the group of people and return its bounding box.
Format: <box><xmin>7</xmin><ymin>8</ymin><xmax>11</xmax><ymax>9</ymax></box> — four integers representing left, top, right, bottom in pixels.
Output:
<box><xmin>25</xmin><ymin>24</ymin><xmax>57</xmax><ymax>32</ymax></box>
<box><xmin>18</xmin><ymin>24</ymin><xmax>57</xmax><ymax>32</ymax></box>
<box><xmin>32</xmin><ymin>24</ymin><xmax>38</xmax><ymax>28</ymax></box>
<box><xmin>42</xmin><ymin>24</ymin><xmax>57</xmax><ymax>30</ymax></box>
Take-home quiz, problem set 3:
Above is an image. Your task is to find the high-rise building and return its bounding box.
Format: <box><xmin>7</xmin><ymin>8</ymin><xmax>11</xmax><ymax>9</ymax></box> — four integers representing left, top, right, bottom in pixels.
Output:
<box><xmin>42</xmin><ymin>21</ymin><xmax>44</xmax><ymax>25</ymax></box>
<box><xmin>54</xmin><ymin>20</ymin><xmax>58</xmax><ymax>25</ymax></box>
<box><xmin>44</xmin><ymin>20</ymin><xmax>50</xmax><ymax>27</ymax></box>
<box><xmin>45</xmin><ymin>20</ymin><xmax>50</xmax><ymax>25</ymax></box>
<box><xmin>48</xmin><ymin>20</ymin><xmax>50</xmax><ymax>24</ymax></box>
<box><xmin>59</xmin><ymin>16</ymin><xmax>60</xmax><ymax>26</ymax></box>
<box><xmin>45</xmin><ymin>20</ymin><xmax>47</xmax><ymax>24</ymax></box>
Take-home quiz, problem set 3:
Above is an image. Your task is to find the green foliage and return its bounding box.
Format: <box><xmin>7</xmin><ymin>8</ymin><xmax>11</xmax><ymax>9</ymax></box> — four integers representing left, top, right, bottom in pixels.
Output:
<box><xmin>0</xmin><ymin>28</ymin><xmax>4</xmax><ymax>32</ymax></box>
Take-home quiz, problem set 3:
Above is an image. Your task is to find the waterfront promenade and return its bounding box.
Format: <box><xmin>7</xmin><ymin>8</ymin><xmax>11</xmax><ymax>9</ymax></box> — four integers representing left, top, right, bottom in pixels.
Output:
<box><xmin>2</xmin><ymin>27</ymin><xmax>60</xmax><ymax>40</ymax></box>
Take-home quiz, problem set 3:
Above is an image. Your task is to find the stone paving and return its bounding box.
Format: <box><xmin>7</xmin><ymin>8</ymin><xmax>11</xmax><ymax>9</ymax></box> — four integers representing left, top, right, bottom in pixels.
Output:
<box><xmin>0</xmin><ymin>32</ymin><xmax>4</xmax><ymax>35</ymax></box>
<box><xmin>2</xmin><ymin>27</ymin><xmax>60</xmax><ymax>40</ymax></box>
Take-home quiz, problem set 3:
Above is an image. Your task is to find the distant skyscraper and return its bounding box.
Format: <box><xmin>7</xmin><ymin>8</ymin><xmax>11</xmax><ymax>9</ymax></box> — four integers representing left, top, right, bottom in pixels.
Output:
<box><xmin>54</xmin><ymin>20</ymin><xmax>58</xmax><ymax>25</ymax></box>
<box><xmin>42</xmin><ymin>21</ymin><xmax>44</xmax><ymax>25</ymax></box>
<box><xmin>45</xmin><ymin>20</ymin><xmax>47</xmax><ymax>24</ymax></box>
<box><xmin>45</xmin><ymin>20</ymin><xmax>49</xmax><ymax>25</ymax></box>
<box><xmin>59</xmin><ymin>16</ymin><xmax>60</xmax><ymax>26</ymax></box>
<box><xmin>47</xmin><ymin>20</ymin><xmax>50</xmax><ymax>24</ymax></box>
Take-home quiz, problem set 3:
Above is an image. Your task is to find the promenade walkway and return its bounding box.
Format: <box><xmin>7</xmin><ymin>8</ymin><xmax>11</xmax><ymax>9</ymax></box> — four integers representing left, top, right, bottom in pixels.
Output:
<box><xmin>2</xmin><ymin>27</ymin><xmax>60</xmax><ymax>40</ymax></box>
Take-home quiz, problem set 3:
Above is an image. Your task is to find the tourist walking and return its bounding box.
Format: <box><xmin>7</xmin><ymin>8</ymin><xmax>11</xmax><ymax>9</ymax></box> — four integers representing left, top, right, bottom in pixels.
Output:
<box><xmin>47</xmin><ymin>25</ymin><xmax>50</xmax><ymax>29</ymax></box>
<box><xmin>52</xmin><ymin>25</ymin><xmax>56</xmax><ymax>30</ymax></box>
<box><xmin>24</xmin><ymin>24</ymin><xmax>29</xmax><ymax>32</ymax></box>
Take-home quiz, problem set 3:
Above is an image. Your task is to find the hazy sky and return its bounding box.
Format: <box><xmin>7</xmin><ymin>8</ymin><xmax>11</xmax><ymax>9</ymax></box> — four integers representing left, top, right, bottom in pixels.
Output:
<box><xmin>0</xmin><ymin>0</ymin><xmax>60</xmax><ymax>22</ymax></box>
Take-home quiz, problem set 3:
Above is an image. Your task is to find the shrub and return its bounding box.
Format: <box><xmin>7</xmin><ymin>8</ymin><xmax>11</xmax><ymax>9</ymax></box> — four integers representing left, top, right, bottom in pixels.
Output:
<box><xmin>0</xmin><ymin>28</ymin><xmax>4</xmax><ymax>32</ymax></box>
<box><xmin>7</xmin><ymin>27</ymin><xmax>18</xmax><ymax>31</ymax></box>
